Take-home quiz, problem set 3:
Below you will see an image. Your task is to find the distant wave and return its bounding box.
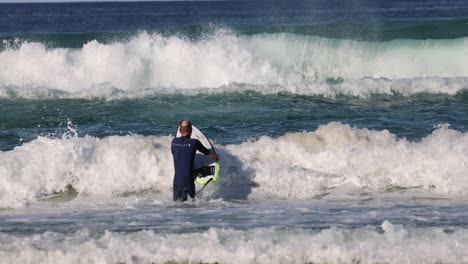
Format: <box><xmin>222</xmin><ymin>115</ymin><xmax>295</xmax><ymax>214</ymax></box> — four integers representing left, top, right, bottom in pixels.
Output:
<box><xmin>1</xmin><ymin>122</ymin><xmax>467</xmax><ymax>208</ymax></box>
<box><xmin>1</xmin><ymin>31</ymin><xmax>468</xmax><ymax>99</ymax></box>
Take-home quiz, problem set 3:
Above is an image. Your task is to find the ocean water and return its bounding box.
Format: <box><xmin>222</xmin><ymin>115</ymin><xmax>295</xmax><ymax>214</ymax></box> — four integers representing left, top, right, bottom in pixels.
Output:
<box><xmin>0</xmin><ymin>0</ymin><xmax>468</xmax><ymax>263</ymax></box>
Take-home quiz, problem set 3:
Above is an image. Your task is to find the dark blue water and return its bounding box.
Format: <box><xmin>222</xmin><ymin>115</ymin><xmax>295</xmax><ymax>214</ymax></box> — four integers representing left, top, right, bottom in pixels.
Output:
<box><xmin>2</xmin><ymin>0</ymin><xmax>468</xmax><ymax>46</ymax></box>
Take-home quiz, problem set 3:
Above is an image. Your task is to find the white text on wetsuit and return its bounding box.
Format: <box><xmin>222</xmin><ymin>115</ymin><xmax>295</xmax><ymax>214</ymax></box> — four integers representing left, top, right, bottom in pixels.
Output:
<box><xmin>173</xmin><ymin>143</ymin><xmax>192</xmax><ymax>147</ymax></box>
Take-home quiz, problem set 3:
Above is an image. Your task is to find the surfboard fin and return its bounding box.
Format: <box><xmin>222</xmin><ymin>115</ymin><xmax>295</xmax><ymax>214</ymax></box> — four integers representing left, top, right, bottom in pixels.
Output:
<box><xmin>194</xmin><ymin>162</ymin><xmax>220</xmax><ymax>185</ymax></box>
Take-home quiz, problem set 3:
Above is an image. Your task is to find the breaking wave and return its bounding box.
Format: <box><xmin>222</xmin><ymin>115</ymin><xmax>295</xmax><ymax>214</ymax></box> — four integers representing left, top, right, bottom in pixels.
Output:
<box><xmin>0</xmin><ymin>122</ymin><xmax>467</xmax><ymax>208</ymax></box>
<box><xmin>1</xmin><ymin>32</ymin><xmax>468</xmax><ymax>98</ymax></box>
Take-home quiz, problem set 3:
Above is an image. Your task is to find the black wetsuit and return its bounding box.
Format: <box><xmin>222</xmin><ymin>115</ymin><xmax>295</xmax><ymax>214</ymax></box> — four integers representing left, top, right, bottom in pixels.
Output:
<box><xmin>171</xmin><ymin>136</ymin><xmax>209</xmax><ymax>201</ymax></box>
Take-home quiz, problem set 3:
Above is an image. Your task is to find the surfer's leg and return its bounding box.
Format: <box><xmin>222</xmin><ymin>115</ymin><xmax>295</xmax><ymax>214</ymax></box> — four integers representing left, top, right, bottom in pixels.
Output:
<box><xmin>173</xmin><ymin>185</ymin><xmax>188</xmax><ymax>201</ymax></box>
<box><xmin>187</xmin><ymin>184</ymin><xmax>195</xmax><ymax>199</ymax></box>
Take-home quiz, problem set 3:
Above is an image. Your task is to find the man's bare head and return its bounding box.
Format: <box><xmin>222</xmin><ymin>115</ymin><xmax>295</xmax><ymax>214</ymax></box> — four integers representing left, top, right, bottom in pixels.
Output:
<box><xmin>179</xmin><ymin>119</ymin><xmax>192</xmax><ymax>137</ymax></box>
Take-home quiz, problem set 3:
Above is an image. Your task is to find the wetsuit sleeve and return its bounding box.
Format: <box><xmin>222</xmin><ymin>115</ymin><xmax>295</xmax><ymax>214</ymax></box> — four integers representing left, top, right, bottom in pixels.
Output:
<box><xmin>195</xmin><ymin>140</ymin><xmax>210</xmax><ymax>155</ymax></box>
<box><xmin>171</xmin><ymin>138</ymin><xmax>174</xmax><ymax>154</ymax></box>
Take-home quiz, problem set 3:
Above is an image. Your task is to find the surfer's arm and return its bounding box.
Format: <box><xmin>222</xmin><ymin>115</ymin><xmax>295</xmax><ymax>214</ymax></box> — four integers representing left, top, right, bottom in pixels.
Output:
<box><xmin>207</xmin><ymin>151</ymin><xmax>219</xmax><ymax>160</ymax></box>
<box><xmin>195</xmin><ymin>140</ymin><xmax>210</xmax><ymax>155</ymax></box>
<box><xmin>196</xmin><ymin>140</ymin><xmax>219</xmax><ymax>160</ymax></box>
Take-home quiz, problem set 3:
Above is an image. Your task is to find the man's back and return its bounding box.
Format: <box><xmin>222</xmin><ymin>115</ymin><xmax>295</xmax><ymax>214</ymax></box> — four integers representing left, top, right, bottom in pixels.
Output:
<box><xmin>171</xmin><ymin>136</ymin><xmax>209</xmax><ymax>201</ymax></box>
<box><xmin>171</xmin><ymin>136</ymin><xmax>199</xmax><ymax>187</ymax></box>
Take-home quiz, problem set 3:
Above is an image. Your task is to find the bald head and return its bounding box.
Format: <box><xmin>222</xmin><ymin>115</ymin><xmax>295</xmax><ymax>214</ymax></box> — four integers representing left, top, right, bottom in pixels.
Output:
<box><xmin>179</xmin><ymin>119</ymin><xmax>192</xmax><ymax>137</ymax></box>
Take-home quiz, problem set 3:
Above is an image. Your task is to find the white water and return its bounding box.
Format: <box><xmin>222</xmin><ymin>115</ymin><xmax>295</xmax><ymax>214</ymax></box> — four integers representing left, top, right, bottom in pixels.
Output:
<box><xmin>1</xmin><ymin>122</ymin><xmax>467</xmax><ymax>208</ymax></box>
<box><xmin>1</xmin><ymin>222</ymin><xmax>468</xmax><ymax>264</ymax></box>
<box><xmin>1</xmin><ymin>32</ymin><xmax>468</xmax><ymax>98</ymax></box>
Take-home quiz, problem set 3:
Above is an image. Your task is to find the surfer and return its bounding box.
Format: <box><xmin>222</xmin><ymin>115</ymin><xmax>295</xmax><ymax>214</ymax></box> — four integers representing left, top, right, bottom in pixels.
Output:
<box><xmin>171</xmin><ymin>120</ymin><xmax>218</xmax><ymax>201</ymax></box>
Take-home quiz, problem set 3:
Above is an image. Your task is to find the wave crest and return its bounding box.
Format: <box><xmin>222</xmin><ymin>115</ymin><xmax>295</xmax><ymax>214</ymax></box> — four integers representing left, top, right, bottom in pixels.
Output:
<box><xmin>1</xmin><ymin>32</ymin><xmax>468</xmax><ymax>98</ymax></box>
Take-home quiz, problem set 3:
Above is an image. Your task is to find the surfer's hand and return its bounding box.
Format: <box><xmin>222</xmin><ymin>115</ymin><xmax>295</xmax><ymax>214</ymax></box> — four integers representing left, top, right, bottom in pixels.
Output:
<box><xmin>208</xmin><ymin>151</ymin><xmax>219</xmax><ymax>160</ymax></box>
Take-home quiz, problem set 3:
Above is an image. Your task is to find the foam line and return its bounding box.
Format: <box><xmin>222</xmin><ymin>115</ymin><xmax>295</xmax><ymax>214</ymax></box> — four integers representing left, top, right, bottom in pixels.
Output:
<box><xmin>1</xmin><ymin>223</ymin><xmax>468</xmax><ymax>263</ymax></box>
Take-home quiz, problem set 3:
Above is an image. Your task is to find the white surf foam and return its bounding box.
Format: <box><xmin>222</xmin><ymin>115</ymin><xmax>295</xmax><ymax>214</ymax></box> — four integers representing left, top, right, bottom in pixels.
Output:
<box><xmin>1</xmin><ymin>32</ymin><xmax>468</xmax><ymax>98</ymax></box>
<box><xmin>221</xmin><ymin>122</ymin><xmax>468</xmax><ymax>200</ymax></box>
<box><xmin>0</xmin><ymin>134</ymin><xmax>175</xmax><ymax>208</ymax></box>
<box><xmin>0</xmin><ymin>222</ymin><xmax>468</xmax><ymax>263</ymax></box>
<box><xmin>0</xmin><ymin>122</ymin><xmax>467</xmax><ymax>208</ymax></box>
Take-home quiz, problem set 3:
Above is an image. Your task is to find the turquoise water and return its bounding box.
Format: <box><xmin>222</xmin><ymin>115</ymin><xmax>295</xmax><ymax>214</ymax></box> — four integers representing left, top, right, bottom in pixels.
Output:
<box><xmin>1</xmin><ymin>93</ymin><xmax>467</xmax><ymax>151</ymax></box>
